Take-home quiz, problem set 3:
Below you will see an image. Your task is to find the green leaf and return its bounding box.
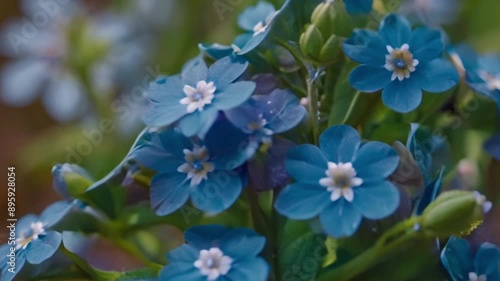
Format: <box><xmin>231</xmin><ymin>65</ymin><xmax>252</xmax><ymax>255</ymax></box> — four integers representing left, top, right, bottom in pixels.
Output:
<box><xmin>279</xmin><ymin>232</ymin><xmax>327</xmax><ymax>281</ymax></box>
<box><xmin>327</xmin><ymin>61</ymin><xmax>379</xmax><ymax>127</ymax></box>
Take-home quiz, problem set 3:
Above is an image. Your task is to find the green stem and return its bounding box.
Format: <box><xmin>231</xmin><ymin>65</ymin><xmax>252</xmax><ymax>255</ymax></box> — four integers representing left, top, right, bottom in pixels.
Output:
<box><xmin>316</xmin><ymin>217</ymin><xmax>425</xmax><ymax>281</ymax></box>
<box><xmin>307</xmin><ymin>77</ymin><xmax>319</xmax><ymax>144</ymax></box>
<box><xmin>246</xmin><ymin>186</ymin><xmax>277</xmax><ymax>281</ymax></box>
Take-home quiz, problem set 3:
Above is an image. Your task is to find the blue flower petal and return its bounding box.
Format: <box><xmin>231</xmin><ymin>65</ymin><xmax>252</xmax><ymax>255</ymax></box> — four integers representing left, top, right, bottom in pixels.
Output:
<box><xmin>320</xmin><ymin>125</ymin><xmax>361</xmax><ymax>163</ymax></box>
<box><xmin>351</xmin><ymin>181</ymin><xmax>399</xmax><ymax>219</ymax></box>
<box><xmin>320</xmin><ymin>200</ymin><xmax>362</xmax><ymax>238</ymax></box>
<box><xmin>475</xmin><ymin>243</ymin><xmax>500</xmax><ymax>278</ymax></box>
<box><xmin>214</xmin><ymin>81</ymin><xmax>256</xmax><ymax>110</ymax></box>
<box><xmin>1</xmin><ymin>247</ymin><xmax>25</xmax><ymax>281</ymax></box>
<box><xmin>143</xmin><ymin>77</ymin><xmax>187</xmax><ymax>127</ymax></box>
<box><xmin>441</xmin><ymin>237</ymin><xmax>474</xmax><ymax>280</ymax></box>
<box><xmin>220</xmin><ymin>228</ymin><xmax>266</xmax><ymax>259</ymax></box>
<box><xmin>130</xmin><ymin>131</ymin><xmax>190</xmax><ymax>173</ymax></box>
<box><xmin>238</xmin><ymin>30</ymin><xmax>270</xmax><ymax>55</ymax></box>
<box><xmin>353</xmin><ymin>141</ymin><xmax>399</xmax><ymax>183</ymax></box>
<box><xmin>16</xmin><ymin>214</ymin><xmax>38</xmax><ymax>236</ymax></box>
<box><xmin>181</xmin><ymin>57</ymin><xmax>208</xmax><ymax>87</ymax></box>
<box><xmin>184</xmin><ymin>225</ymin><xmax>229</xmax><ymax>249</ymax></box>
<box><xmin>413</xmin><ymin>59</ymin><xmax>459</xmax><ymax>93</ymax></box>
<box><xmin>204</xmin><ymin>118</ymin><xmax>255</xmax><ymax>170</ymax></box>
<box><xmin>198</xmin><ymin>43</ymin><xmax>234</xmax><ymax>60</ymax></box>
<box><xmin>238</xmin><ymin>1</ymin><xmax>275</xmax><ymax>31</ymax></box>
<box><xmin>159</xmin><ymin>263</ymin><xmax>204</xmax><ymax>281</ymax></box>
<box><xmin>256</xmin><ymin>89</ymin><xmax>306</xmax><ymax>134</ymax></box>
<box><xmin>275</xmin><ymin>183</ymin><xmax>331</xmax><ymax>220</ymax></box>
<box><xmin>349</xmin><ymin>65</ymin><xmax>392</xmax><ymax>92</ymax></box>
<box><xmin>225</xmin><ymin>102</ymin><xmax>261</xmax><ymax>134</ymax></box>
<box><xmin>379</xmin><ymin>14</ymin><xmax>412</xmax><ymax>48</ymax></box>
<box><xmin>208</xmin><ymin>55</ymin><xmax>249</xmax><ymax>88</ymax></box>
<box><xmin>150</xmin><ymin>172</ymin><xmax>191</xmax><ymax>216</ymax></box>
<box><xmin>190</xmin><ymin>171</ymin><xmax>242</xmax><ymax>214</ymax></box>
<box><xmin>0</xmin><ymin>59</ymin><xmax>48</xmax><ymax>107</ymax></box>
<box><xmin>342</xmin><ymin>30</ymin><xmax>387</xmax><ymax>65</ymax></box>
<box><xmin>26</xmin><ymin>230</ymin><xmax>61</xmax><ymax>264</ymax></box>
<box><xmin>408</xmin><ymin>27</ymin><xmax>443</xmax><ymax>62</ymax></box>
<box><xmin>39</xmin><ymin>201</ymin><xmax>73</xmax><ymax>228</ymax></box>
<box><xmin>382</xmin><ymin>78</ymin><xmax>422</xmax><ymax>113</ymax></box>
<box><xmin>178</xmin><ymin>107</ymin><xmax>218</xmax><ymax>138</ymax></box>
<box><xmin>147</xmin><ymin>75</ymin><xmax>184</xmax><ymax>103</ymax></box>
<box><xmin>345</xmin><ymin>0</ymin><xmax>373</xmax><ymax>14</ymax></box>
<box><xmin>226</xmin><ymin>257</ymin><xmax>269</xmax><ymax>281</ymax></box>
<box><xmin>166</xmin><ymin>244</ymin><xmax>199</xmax><ymax>262</ymax></box>
<box><xmin>285</xmin><ymin>144</ymin><xmax>328</xmax><ymax>184</ymax></box>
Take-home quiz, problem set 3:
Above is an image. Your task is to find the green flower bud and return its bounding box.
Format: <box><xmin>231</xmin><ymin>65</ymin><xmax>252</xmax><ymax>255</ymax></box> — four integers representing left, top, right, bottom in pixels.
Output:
<box><xmin>299</xmin><ymin>24</ymin><xmax>324</xmax><ymax>61</ymax></box>
<box><xmin>319</xmin><ymin>34</ymin><xmax>342</xmax><ymax>63</ymax></box>
<box><xmin>420</xmin><ymin>191</ymin><xmax>487</xmax><ymax>237</ymax></box>
<box><xmin>52</xmin><ymin>163</ymin><xmax>94</xmax><ymax>199</ymax></box>
<box><xmin>311</xmin><ymin>0</ymin><xmax>353</xmax><ymax>38</ymax></box>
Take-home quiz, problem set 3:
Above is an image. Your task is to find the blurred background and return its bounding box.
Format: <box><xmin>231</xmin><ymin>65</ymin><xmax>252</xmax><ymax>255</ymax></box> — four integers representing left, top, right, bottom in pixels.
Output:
<box><xmin>0</xmin><ymin>0</ymin><xmax>500</xmax><ymax>245</ymax></box>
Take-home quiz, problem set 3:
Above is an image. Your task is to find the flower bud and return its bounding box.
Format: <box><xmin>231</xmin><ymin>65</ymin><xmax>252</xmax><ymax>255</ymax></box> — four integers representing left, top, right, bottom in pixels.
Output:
<box><xmin>319</xmin><ymin>34</ymin><xmax>342</xmax><ymax>63</ymax></box>
<box><xmin>52</xmin><ymin>163</ymin><xmax>94</xmax><ymax>199</ymax></box>
<box><xmin>420</xmin><ymin>191</ymin><xmax>486</xmax><ymax>237</ymax></box>
<box><xmin>311</xmin><ymin>0</ymin><xmax>353</xmax><ymax>38</ymax></box>
<box><xmin>299</xmin><ymin>24</ymin><xmax>324</xmax><ymax>61</ymax></box>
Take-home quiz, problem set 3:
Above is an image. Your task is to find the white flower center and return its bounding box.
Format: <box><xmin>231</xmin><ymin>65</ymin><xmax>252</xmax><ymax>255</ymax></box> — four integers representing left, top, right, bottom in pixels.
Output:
<box><xmin>194</xmin><ymin>247</ymin><xmax>233</xmax><ymax>281</ymax></box>
<box><xmin>468</xmin><ymin>272</ymin><xmax>487</xmax><ymax>281</ymax></box>
<box><xmin>385</xmin><ymin>44</ymin><xmax>419</xmax><ymax>81</ymax></box>
<box><xmin>177</xmin><ymin>146</ymin><xmax>215</xmax><ymax>187</ymax></box>
<box><xmin>479</xmin><ymin>71</ymin><xmax>500</xmax><ymax>91</ymax></box>
<box><xmin>319</xmin><ymin>162</ymin><xmax>363</xmax><ymax>202</ymax></box>
<box><xmin>252</xmin><ymin>11</ymin><xmax>277</xmax><ymax>36</ymax></box>
<box><xmin>180</xmin><ymin>80</ymin><xmax>216</xmax><ymax>113</ymax></box>
<box><xmin>15</xmin><ymin>222</ymin><xmax>45</xmax><ymax>250</ymax></box>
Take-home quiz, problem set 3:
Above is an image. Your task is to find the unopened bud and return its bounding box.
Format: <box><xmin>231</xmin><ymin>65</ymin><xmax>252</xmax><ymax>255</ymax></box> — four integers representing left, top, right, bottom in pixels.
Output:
<box><xmin>311</xmin><ymin>0</ymin><xmax>353</xmax><ymax>38</ymax></box>
<box><xmin>420</xmin><ymin>190</ymin><xmax>486</xmax><ymax>237</ymax></box>
<box><xmin>52</xmin><ymin>163</ymin><xmax>94</xmax><ymax>199</ymax></box>
<box><xmin>299</xmin><ymin>25</ymin><xmax>324</xmax><ymax>61</ymax></box>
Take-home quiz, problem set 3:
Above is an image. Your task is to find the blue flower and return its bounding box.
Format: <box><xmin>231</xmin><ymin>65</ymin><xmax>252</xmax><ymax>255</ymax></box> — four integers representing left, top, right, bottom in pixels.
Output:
<box><xmin>159</xmin><ymin>225</ymin><xmax>269</xmax><ymax>281</ymax></box>
<box><xmin>225</xmin><ymin>88</ymin><xmax>306</xmax><ymax>146</ymax></box>
<box><xmin>130</xmin><ymin>122</ymin><xmax>254</xmax><ymax>216</ymax></box>
<box><xmin>0</xmin><ymin>201</ymin><xmax>73</xmax><ymax>281</ymax></box>
<box><xmin>451</xmin><ymin>44</ymin><xmax>500</xmax><ymax>102</ymax></box>
<box><xmin>143</xmin><ymin>56</ymin><xmax>255</xmax><ymax>137</ymax></box>
<box><xmin>343</xmin><ymin>14</ymin><xmax>459</xmax><ymax>113</ymax></box>
<box><xmin>344</xmin><ymin>0</ymin><xmax>373</xmax><ymax>14</ymax></box>
<box><xmin>199</xmin><ymin>1</ymin><xmax>279</xmax><ymax>59</ymax></box>
<box><xmin>274</xmin><ymin>125</ymin><xmax>400</xmax><ymax>237</ymax></box>
<box><xmin>441</xmin><ymin>236</ymin><xmax>500</xmax><ymax>281</ymax></box>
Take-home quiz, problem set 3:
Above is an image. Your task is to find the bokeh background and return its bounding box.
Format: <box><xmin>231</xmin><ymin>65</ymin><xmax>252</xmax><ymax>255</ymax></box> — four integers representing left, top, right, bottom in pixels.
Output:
<box><xmin>0</xmin><ymin>0</ymin><xmax>500</xmax><ymax>252</ymax></box>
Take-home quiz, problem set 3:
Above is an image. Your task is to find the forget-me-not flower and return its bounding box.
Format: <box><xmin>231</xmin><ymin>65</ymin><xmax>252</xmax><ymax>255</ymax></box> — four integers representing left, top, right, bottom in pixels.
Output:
<box><xmin>143</xmin><ymin>56</ymin><xmax>255</xmax><ymax>137</ymax></box>
<box><xmin>441</xmin><ymin>236</ymin><xmax>500</xmax><ymax>281</ymax></box>
<box><xmin>275</xmin><ymin>125</ymin><xmax>400</xmax><ymax>237</ymax></box>
<box><xmin>130</xmin><ymin>123</ymin><xmax>254</xmax><ymax>216</ymax></box>
<box><xmin>451</xmin><ymin>44</ymin><xmax>500</xmax><ymax>103</ymax></box>
<box><xmin>159</xmin><ymin>225</ymin><xmax>269</xmax><ymax>281</ymax></box>
<box><xmin>199</xmin><ymin>1</ymin><xmax>279</xmax><ymax>59</ymax></box>
<box><xmin>0</xmin><ymin>201</ymin><xmax>73</xmax><ymax>281</ymax></box>
<box><xmin>225</xmin><ymin>88</ymin><xmax>306</xmax><ymax>146</ymax></box>
<box><xmin>343</xmin><ymin>14</ymin><xmax>459</xmax><ymax>113</ymax></box>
